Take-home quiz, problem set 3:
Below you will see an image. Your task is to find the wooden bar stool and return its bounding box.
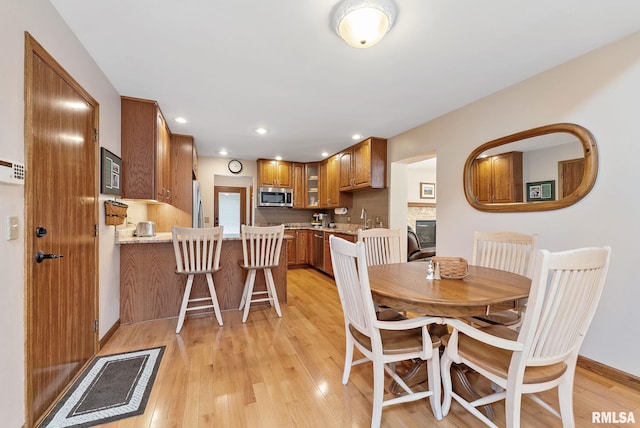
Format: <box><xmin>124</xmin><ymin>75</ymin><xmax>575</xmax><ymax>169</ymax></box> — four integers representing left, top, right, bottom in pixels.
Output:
<box><xmin>172</xmin><ymin>226</ymin><xmax>224</xmax><ymax>333</ymax></box>
<box><xmin>238</xmin><ymin>224</ymin><xmax>285</xmax><ymax>323</ymax></box>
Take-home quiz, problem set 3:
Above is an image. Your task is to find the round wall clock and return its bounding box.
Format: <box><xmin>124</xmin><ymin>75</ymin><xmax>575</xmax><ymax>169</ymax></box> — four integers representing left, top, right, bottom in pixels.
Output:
<box><xmin>228</xmin><ymin>159</ymin><xmax>243</xmax><ymax>174</ymax></box>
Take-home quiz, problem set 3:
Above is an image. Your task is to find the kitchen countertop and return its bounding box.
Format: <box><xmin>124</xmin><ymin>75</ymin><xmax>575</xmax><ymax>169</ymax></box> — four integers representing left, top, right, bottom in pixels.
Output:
<box><xmin>116</xmin><ymin>231</ymin><xmax>244</xmax><ymax>244</ymax></box>
<box><xmin>115</xmin><ymin>223</ymin><xmax>363</xmax><ymax>244</ymax></box>
<box><xmin>283</xmin><ymin>224</ymin><xmax>361</xmax><ymax>235</ymax></box>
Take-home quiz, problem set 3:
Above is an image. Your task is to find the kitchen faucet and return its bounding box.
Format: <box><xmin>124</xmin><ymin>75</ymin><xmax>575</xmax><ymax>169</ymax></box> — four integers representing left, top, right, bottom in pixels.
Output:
<box><xmin>360</xmin><ymin>208</ymin><xmax>371</xmax><ymax>229</ymax></box>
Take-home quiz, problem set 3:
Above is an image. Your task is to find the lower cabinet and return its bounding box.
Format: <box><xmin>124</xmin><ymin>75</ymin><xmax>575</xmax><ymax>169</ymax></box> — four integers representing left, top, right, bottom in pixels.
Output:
<box><xmin>323</xmin><ymin>231</ymin><xmax>356</xmax><ymax>276</ymax></box>
<box><xmin>285</xmin><ymin>229</ymin><xmax>311</xmax><ymax>267</ymax></box>
<box><xmin>286</xmin><ymin>228</ymin><xmax>357</xmax><ymax>275</ymax></box>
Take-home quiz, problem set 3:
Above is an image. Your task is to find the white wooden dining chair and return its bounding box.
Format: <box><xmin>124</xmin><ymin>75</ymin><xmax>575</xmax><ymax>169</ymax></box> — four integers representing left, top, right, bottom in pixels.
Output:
<box><xmin>357</xmin><ymin>228</ymin><xmax>403</xmax><ymax>266</ymax></box>
<box><xmin>238</xmin><ymin>224</ymin><xmax>285</xmax><ymax>323</ymax></box>
<box><xmin>471</xmin><ymin>231</ymin><xmax>537</xmax><ymax>326</ymax></box>
<box><xmin>172</xmin><ymin>226</ymin><xmax>224</xmax><ymax>333</ymax></box>
<box><xmin>330</xmin><ymin>235</ymin><xmax>443</xmax><ymax>428</ymax></box>
<box><xmin>441</xmin><ymin>246</ymin><xmax>611</xmax><ymax>427</ymax></box>
<box><xmin>357</xmin><ymin>227</ymin><xmax>408</xmax><ymax>321</ymax></box>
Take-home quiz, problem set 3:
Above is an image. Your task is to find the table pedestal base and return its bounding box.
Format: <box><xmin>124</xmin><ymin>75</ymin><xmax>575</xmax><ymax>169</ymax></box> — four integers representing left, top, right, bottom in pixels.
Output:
<box><xmin>389</xmin><ymin>360</ymin><xmax>495</xmax><ymax>421</ymax></box>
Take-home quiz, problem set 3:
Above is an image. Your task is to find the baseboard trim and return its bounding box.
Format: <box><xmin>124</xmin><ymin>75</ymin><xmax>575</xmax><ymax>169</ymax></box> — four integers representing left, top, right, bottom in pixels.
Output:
<box><xmin>578</xmin><ymin>355</ymin><xmax>640</xmax><ymax>392</ymax></box>
<box><xmin>99</xmin><ymin>319</ymin><xmax>120</xmax><ymax>350</ymax></box>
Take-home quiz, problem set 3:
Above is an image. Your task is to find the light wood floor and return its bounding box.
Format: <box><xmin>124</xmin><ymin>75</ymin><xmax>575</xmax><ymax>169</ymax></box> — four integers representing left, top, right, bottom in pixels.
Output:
<box><xmin>96</xmin><ymin>268</ymin><xmax>640</xmax><ymax>427</ymax></box>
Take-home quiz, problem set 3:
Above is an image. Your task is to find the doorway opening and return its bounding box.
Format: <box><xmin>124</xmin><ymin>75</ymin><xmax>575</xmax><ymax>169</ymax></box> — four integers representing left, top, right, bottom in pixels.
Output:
<box><xmin>214</xmin><ymin>186</ymin><xmax>247</xmax><ymax>234</ymax></box>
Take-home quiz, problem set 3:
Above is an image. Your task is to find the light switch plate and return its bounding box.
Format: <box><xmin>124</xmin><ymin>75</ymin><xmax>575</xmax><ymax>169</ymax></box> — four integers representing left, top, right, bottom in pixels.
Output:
<box><xmin>6</xmin><ymin>216</ymin><xmax>19</xmax><ymax>240</ymax></box>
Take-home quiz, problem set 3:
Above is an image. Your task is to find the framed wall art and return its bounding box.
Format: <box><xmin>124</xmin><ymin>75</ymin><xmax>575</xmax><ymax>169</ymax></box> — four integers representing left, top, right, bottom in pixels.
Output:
<box><xmin>100</xmin><ymin>147</ymin><xmax>122</xmax><ymax>195</ymax></box>
<box><xmin>526</xmin><ymin>180</ymin><xmax>555</xmax><ymax>202</ymax></box>
<box><xmin>420</xmin><ymin>182</ymin><xmax>435</xmax><ymax>199</ymax></box>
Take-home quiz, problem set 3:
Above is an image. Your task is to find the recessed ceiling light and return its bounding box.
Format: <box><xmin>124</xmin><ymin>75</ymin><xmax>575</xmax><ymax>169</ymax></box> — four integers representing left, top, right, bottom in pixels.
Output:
<box><xmin>219</xmin><ymin>150</ymin><xmax>228</xmax><ymax>156</ymax></box>
<box><xmin>175</xmin><ymin>117</ymin><xmax>188</xmax><ymax>124</ymax></box>
<box><xmin>254</xmin><ymin>127</ymin><xmax>268</xmax><ymax>135</ymax></box>
<box><xmin>275</xmin><ymin>156</ymin><xmax>282</xmax><ymax>161</ymax></box>
<box><xmin>352</xmin><ymin>134</ymin><xmax>362</xmax><ymax>140</ymax></box>
<box><xmin>321</xmin><ymin>152</ymin><xmax>329</xmax><ymax>157</ymax></box>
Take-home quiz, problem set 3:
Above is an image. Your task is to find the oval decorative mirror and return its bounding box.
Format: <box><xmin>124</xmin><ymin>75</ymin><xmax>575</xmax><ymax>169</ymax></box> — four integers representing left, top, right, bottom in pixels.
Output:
<box><xmin>463</xmin><ymin>123</ymin><xmax>598</xmax><ymax>212</ymax></box>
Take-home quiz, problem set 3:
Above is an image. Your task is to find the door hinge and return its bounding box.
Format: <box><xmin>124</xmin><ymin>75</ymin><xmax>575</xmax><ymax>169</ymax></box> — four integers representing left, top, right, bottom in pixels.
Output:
<box><xmin>93</xmin><ymin>128</ymin><xmax>98</xmax><ymax>142</ymax></box>
<box><xmin>94</xmin><ymin>224</ymin><xmax>98</xmax><ymax>237</ymax></box>
<box><xmin>93</xmin><ymin>319</ymin><xmax>99</xmax><ymax>333</ymax></box>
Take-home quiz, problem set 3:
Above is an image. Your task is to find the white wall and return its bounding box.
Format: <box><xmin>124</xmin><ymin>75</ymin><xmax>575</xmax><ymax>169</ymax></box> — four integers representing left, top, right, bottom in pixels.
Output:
<box><xmin>389</xmin><ymin>31</ymin><xmax>640</xmax><ymax>376</ymax></box>
<box><xmin>197</xmin><ymin>157</ymin><xmax>257</xmax><ymax>226</ymax></box>
<box><xmin>407</xmin><ymin>158</ymin><xmax>437</xmax><ymax>204</ymax></box>
<box><xmin>0</xmin><ymin>0</ymin><xmax>121</xmax><ymax>424</ymax></box>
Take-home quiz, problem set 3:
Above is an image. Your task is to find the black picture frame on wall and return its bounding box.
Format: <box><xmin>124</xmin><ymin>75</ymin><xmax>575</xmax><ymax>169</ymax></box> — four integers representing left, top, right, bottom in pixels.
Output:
<box><xmin>100</xmin><ymin>147</ymin><xmax>122</xmax><ymax>195</ymax></box>
<box><xmin>526</xmin><ymin>180</ymin><xmax>555</xmax><ymax>202</ymax></box>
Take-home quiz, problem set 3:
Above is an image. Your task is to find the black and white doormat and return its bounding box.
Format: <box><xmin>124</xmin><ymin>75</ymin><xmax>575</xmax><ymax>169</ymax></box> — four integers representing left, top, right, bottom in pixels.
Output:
<box><xmin>39</xmin><ymin>346</ymin><xmax>165</xmax><ymax>428</ymax></box>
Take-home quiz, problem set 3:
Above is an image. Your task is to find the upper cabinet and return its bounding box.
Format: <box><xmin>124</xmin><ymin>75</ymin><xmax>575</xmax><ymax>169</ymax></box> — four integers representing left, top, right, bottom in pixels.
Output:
<box><xmin>305</xmin><ymin>163</ymin><xmax>320</xmax><ymax>209</ymax></box>
<box><xmin>171</xmin><ymin>134</ymin><xmax>196</xmax><ymax>226</ymax></box>
<box><xmin>254</xmin><ymin>137</ymin><xmax>385</xmax><ymax>210</ymax></box>
<box><xmin>292</xmin><ymin>162</ymin><xmax>305</xmax><ymax>209</ymax></box>
<box><xmin>472</xmin><ymin>151</ymin><xmax>523</xmax><ymax>204</ymax></box>
<box><xmin>321</xmin><ymin>154</ymin><xmax>352</xmax><ymax>209</ymax></box>
<box><xmin>121</xmin><ymin>96</ymin><xmax>172</xmax><ymax>202</ymax></box>
<box><xmin>257</xmin><ymin>159</ymin><xmax>292</xmax><ymax>188</ymax></box>
<box><xmin>339</xmin><ymin>137</ymin><xmax>387</xmax><ymax>191</ymax></box>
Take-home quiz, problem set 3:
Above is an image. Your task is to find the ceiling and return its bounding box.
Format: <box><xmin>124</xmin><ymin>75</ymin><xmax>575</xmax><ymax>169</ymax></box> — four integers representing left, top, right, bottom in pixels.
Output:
<box><xmin>50</xmin><ymin>0</ymin><xmax>640</xmax><ymax>163</ymax></box>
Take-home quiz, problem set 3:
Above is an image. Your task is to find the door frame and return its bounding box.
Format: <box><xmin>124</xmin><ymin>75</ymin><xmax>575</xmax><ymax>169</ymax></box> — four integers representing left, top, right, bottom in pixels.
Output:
<box><xmin>23</xmin><ymin>32</ymin><xmax>99</xmax><ymax>426</ymax></box>
<box><xmin>214</xmin><ymin>186</ymin><xmax>247</xmax><ymax>228</ymax></box>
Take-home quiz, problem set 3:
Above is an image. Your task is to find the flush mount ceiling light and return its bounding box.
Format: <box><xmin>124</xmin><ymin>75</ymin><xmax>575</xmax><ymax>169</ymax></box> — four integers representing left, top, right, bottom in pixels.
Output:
<box><xmin>332</xmin><ymin>0</ymin><xmax>397</xmax><ymax>48</ymax></box>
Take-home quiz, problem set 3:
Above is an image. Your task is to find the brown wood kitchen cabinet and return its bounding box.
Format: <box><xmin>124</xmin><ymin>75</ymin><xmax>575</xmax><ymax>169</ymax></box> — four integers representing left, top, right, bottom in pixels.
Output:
<box><xmin>320</xmin><ymin>154</ymin><xmax>352</xmax><ymax>209</ymax></box>
<box><xmin>292</xmin><ymin>162</ymin><xmax>305</xmax><ymax>209</ymax></box>
<box><xmin>323</xmin><ymin>231</ymin><xmax>356</xmax><ymax>276</ymax></box>
<box><xmin>121</xmin><ymin>96</ymin><xmax>172</xmax><ymax>203</ymax></box>
<box><xmin>257</xmin><ymin>159</ymin><xmax>293</xmax><ymax>188</ymax></box>
<box><xmin>170</xmin><ymin>134</ymin><xmax>195</xmax><ymax>226</ymax></box>
<box><xmin>339</xmin><ymin>137</ymin><xmax>387</xmax><ymax>191</ymax></box>
<box><xmin>473</xmin><ymin>151</ymin><xmax>523</xmax><ymax>203</ymax></box>
<box><xmin>285</xmin><ymin>229</ymin><xmax>311</xmax><ymax>266</ymax></box>
<box><xmin>305</xmin><ymin>162</ymin><xmax>320</xmax><ymax>208</ymax></box>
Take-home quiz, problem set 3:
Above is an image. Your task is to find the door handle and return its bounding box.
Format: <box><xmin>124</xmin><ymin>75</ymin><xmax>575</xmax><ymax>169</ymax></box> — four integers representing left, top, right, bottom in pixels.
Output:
<box><xmin>35</xmin><ymin>251</ymin><xmax>64</xmax><ymax>263</ymax></box>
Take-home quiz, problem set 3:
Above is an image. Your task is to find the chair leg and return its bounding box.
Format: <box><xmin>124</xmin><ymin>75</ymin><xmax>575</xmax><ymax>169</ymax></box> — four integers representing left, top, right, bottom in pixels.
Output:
<box><xmin>241</xmin><ymin>270</ymin><xmax>257</xmax><ymax>323</ymax></box>
<box><xmin>427</xmin><ymin>352</ymin><xmax>443</xmax><ymax>420</ymax></box>
<box><xmin>239</xmin><ymin>270</ymin><xmax>253</xmax><ymax>311</ymax></box>
<box><xmin>342</xmin><ymin>333</ymin><xmax>355</xmax><ymax>385</ymax></box>
<box><xmin>371</xmin><ymin>359</ymin><xmax>385</xmax><ymax>428</ymax></box>
<box><xmin>264</xmin><ymin>267</ymin><xmax>282</xmax><ymax>317</ymax></box>
<box><xmin>176</xmin><ymin>274</ymin><xmax>194</xmax><ymax>334</ymax></box>
<box><xmin>205</xmin><ymin>273</ymin><xmax>223</xmax><ymax>326</ymax></box>
<box><xmin>440</xmin><ymin>350</ymin><xmax>454</xmax><ymax>416</ymax></box>
<box><xmin>558</xmin><ymin>373</ymin><xmax>576</xmax><ymax>427</ymax></box>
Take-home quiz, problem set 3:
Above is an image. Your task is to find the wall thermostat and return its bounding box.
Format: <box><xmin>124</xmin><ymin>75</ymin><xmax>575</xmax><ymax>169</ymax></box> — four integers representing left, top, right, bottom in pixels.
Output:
<box><xmin>0</xmin><ymin>159</ymin><xmax>25</xmax><ymax>185</ymax></box>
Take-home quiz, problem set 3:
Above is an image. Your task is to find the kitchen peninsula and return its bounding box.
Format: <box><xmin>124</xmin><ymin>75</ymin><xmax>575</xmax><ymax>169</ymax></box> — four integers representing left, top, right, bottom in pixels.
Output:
<box><xmin>117</xmin><ymin>232</ymin><xmax>288</xmax><ymax>324</ymax></box>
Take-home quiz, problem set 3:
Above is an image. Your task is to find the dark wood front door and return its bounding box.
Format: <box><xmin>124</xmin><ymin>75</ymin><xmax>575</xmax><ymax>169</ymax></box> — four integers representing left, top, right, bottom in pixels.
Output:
<box><xmin>558</xmin><ymin>157</ymin><xmax>585</xmax><ymax>198</ymax></box>
<box><xmin>24</xmin><ymin>33</ymin><xmax>99</xmax><ymax>426</ymax></box>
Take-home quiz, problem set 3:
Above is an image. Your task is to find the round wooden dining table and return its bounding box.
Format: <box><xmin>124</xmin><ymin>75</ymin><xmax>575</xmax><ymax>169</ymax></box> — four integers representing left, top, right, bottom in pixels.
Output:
<box><xmin>367</xmin><ymin>262</ymin><xmax>531</xmax><ymax>420</ymax></box>
<box><xmin>367</xmin><ymin>262</ymin><xmax>531</xmax><ymax>318</ymax></box>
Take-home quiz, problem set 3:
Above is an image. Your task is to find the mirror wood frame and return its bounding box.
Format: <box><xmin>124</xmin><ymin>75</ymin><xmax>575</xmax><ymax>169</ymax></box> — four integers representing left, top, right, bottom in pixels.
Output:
<box><xmin>463</xmin><ymin>123</ymin><xmax>598</xmax><ymax>212</ymax></box>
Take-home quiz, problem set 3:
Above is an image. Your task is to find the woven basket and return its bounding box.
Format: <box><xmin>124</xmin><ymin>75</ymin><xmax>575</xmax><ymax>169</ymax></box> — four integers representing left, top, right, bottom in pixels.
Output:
<box><xmin>104</xmin><ymin>200</ymin><xmax>128</xmax><ymax>226</ymax></box>
<box><xmin>432</xmin><ymin>256</ymin><xmax>469</xmax><ymax>279</ymax></box>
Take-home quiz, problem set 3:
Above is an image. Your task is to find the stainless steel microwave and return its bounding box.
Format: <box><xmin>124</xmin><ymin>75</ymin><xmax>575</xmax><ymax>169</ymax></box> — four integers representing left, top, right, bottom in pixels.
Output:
<box><xmin>258</xmin><ymin>187</ymin><xmax>293</xmax><ymax>207</ymax></box>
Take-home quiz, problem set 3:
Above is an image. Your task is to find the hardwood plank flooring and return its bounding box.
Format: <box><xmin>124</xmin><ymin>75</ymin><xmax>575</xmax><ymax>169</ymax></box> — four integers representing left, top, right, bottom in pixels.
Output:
<box><xmin>95</xmin><ymin>268</ymin><xmax>640</xmax><ymax>427</ymax></box>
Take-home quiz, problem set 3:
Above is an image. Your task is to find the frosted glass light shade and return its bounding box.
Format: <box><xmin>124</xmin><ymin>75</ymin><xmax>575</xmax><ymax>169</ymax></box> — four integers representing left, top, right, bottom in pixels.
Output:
<box><xmin>332</xmin><ymin>0</ymin><xmax>397</xmax><ymax>48</ymax></box>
